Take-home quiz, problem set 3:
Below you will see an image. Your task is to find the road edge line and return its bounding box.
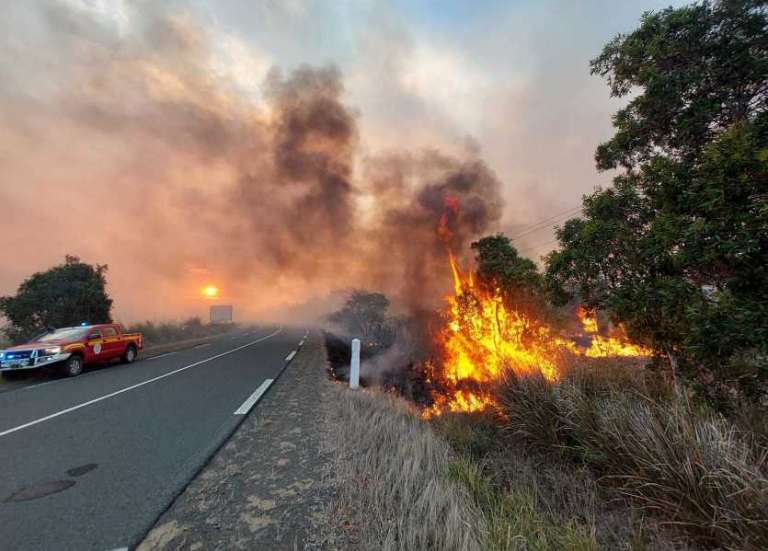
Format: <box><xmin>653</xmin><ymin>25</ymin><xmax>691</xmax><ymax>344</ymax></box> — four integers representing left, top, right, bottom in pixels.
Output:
<box><xmin>233</xmin><ymin>379</ymin><xmax>274</xmax><ymax>415</ymax></box>
<box><xmin>129</xmin><ymin>330</ymin><xmax>312</xmax><ymax>550</ymax></box>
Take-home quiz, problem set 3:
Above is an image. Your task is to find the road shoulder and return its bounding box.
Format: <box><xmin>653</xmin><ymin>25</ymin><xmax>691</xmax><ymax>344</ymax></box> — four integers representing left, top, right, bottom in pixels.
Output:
<box><xmin>137</xmin><ymin>335</ymin><xmax>340</xmax><ymax>551</ymax></box>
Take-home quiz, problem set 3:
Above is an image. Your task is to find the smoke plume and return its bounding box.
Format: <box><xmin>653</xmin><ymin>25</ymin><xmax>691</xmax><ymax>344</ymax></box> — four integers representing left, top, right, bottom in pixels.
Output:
<box><xmin>0</xmin><ymin>2</ymin><xmax>503</xmax><ymax>322</ymax></box>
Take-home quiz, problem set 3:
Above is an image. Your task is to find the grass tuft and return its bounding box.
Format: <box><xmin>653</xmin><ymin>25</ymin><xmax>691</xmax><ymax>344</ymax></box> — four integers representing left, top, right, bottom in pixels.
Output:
<box><xmin>330</xmin><ymin>387</ymin><xmax>486</xmax><ymax>551</ymax></box>
<box><xmin>447</xmin><ymin>457</ymin><xmax>598</xmax><ymax>551</ymax></box>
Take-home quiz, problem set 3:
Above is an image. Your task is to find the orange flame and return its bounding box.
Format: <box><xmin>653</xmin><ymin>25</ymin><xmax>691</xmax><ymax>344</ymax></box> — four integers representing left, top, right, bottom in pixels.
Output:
<box><xmin>577</xmin><ymin>307</ymin><xmax>652</xmax><ymax>358</ymax></box>
<box><xmin>424</xmin><ymin>254</ymin><xmax>652</xmax><ymax>418</ymax></box>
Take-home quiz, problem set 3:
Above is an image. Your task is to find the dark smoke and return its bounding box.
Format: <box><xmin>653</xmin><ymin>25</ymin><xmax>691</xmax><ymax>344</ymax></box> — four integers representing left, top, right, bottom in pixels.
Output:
<box><xmin>365</xmin><ymin>152</ymin><xmax>504</xmax><ymax>311</ymax></box>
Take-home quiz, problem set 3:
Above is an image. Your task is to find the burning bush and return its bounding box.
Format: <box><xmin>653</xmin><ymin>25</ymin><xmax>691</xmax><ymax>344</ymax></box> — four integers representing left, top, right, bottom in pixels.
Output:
<box><xmin>421</xmin><ymin>244</ymin><xmax>652</xmax><ymax>418</ymax></box>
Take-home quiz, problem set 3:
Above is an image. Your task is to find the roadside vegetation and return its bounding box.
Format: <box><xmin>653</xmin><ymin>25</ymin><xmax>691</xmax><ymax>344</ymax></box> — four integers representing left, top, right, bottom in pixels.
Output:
<box><xmin>432</xmin><ymin>362</ymin><xmax>768</xmax><ymax>550</ymax></box>
<box><xmin>126</xmin><ymin>317</ymin><xmax>235</xmax><ymax>347</ymax></box>
<box><xmin>329</xmin><ymin>386</ymin><xmax>485</xmax><ymax>551</ymax></box>
<box><xmin>326</xmin><ymin>2</ymin><xmax>768</xmax><ymax>550</ymax></box>
<box><xmin>0</xmin><ymin>255</ymin><xmax>113</xmax><ymax>343</ymax></box>
<box><xmin>329</xmin><ymin>363</ymin><xmax>766</xmax><ymax>550</ymax></box>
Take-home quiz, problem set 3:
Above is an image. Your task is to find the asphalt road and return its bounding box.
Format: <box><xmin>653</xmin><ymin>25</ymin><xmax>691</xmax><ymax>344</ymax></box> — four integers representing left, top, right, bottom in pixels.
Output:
<box><xmin>0</xmin><ymin>325</ymin><xmax>306</xmax><ymax>551</ymax></box>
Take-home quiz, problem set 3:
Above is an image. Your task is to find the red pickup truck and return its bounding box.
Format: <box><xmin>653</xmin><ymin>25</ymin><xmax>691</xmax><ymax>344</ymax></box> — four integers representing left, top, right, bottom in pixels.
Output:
<box><xmin>0</xmin><ymin>323</ymin><xmax>143</xmax><ymax>378</ymax></box>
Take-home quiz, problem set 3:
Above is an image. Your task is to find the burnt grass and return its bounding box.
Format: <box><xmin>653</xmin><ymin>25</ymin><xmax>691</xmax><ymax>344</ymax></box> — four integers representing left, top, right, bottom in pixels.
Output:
<box><xmin>323</xmin><ymin>331</ymin><xmax>432</xmax><ymax>407</ymax></box>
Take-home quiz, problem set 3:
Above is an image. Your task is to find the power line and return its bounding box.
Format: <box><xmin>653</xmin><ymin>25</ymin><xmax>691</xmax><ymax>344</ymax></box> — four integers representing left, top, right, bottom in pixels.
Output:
<box><xmin>517</xmin><ymin>238</ymin><xmax>561</xmax><ymax>256</ymax></box>
<box><xmin>508</xmin><ymin>205</ymin><xmax>582</xmax><ymax>241</ymax></box>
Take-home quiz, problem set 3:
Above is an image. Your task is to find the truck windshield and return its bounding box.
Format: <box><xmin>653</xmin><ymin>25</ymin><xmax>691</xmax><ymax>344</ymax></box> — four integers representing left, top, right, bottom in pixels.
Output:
<box><xmin>36</xmin><ymin>327</ymin><xmax>89</xmax><ymax>342</ymax></box>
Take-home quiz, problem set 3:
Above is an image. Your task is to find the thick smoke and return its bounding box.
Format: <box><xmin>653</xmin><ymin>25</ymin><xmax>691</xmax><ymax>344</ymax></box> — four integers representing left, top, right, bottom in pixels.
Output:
<box><xmin>0</xmin><ymin>3</ymin><xmax>503</xmax><ymax>322</ymax></box>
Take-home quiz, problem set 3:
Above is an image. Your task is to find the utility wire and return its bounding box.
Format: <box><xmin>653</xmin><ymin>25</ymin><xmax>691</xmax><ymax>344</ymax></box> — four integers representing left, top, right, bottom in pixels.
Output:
<box><xmin>508</xmin><ymin>205</ymin><xmax>582</xmax><ymax>241</ymax></box>
<box><xmin>518</xmin><ymin>237</ymin><xmax>561</xmax><ymax>253</ymax></box>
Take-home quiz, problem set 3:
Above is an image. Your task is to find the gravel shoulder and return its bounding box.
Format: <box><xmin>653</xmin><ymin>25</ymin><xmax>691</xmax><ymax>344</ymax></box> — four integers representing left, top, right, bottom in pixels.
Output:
<box><xmin>137</xmin><ymin>335</ymin><xmax>342</xmax><ymax>551</ymax></box>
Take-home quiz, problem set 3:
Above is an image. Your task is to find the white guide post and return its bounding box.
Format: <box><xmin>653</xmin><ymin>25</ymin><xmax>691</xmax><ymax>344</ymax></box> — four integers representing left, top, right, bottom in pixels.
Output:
<box><xmin>350</xmin><ymin>338</ymin><xmax>361</xmax><ymax>389</ymax></box>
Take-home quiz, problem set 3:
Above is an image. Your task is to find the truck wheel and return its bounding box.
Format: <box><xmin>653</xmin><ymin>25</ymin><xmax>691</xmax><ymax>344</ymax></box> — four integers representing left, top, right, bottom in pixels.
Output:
<box><xmin>123</xmin><ymin>344</ymin><xmax>138</xmax><ymax>364</ymax></box>
<box><xmin>63</xmin><ymin>355</ymin><xmax>83</xmax><ymax>377</ymax></box>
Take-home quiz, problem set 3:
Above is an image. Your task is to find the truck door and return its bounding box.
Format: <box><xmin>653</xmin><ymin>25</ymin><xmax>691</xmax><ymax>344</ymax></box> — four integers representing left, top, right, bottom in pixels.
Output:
<box><xmin>101</xmin><ymin>326</ymin><xmax>122</xmax><ymax>359</ymax></box>
<box><xmin>85</xmin><ymin>329</ymin><xmax>104</xmax><ymax>362</ymax></box>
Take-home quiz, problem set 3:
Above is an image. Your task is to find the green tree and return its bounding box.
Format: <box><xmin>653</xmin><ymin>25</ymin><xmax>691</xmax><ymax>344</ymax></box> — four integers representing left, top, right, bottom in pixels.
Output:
<box><xmin>328</xmin><ymin>290</ymin><xmax>394</xmax><ymax>347</ymax></box>
<box><xmin>471</xmin><ymin>234</ymin><xmax>545</xmax><ymax>318</ymax></box>
<box><xmin>0</xmin><ymin>255</ymin><xmax>113</xmax><ymax>343</ymax></box>
<box><xmin>546</xmin><ymin>0</ymin><xmax>768</xmax><ymax>395</ymax></box>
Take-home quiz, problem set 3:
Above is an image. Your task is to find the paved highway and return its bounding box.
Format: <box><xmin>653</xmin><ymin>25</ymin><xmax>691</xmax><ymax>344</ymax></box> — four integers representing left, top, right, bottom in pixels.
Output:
<box><xmin>0</xmin><ymin>325</ymin><xmax>305</xmax><ymax>551</ymax></box>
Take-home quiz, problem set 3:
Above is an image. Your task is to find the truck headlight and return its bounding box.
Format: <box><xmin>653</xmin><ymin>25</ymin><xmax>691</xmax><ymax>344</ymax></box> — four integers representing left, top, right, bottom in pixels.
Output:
<box><xmin>0</xmin><ymin>352</ymin><xmax>4</xmax><ymax>359</ymax></box>
<box><xmin>43</xmin><ymin>346</ymin><xmax>61</xmax><ymax>355</ymax></box>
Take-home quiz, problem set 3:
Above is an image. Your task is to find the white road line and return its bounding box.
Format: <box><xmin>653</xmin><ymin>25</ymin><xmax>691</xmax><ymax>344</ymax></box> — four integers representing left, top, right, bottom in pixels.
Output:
<box><xmin>22</xmin><ymin>379</ymin><xmax>59</xmax><ymax>391</ymax></box>
<box><xmin>233</xmin><ymin>379</ymin><xmax>274</xmax><ymax>415</ymax></box>
<box><xmin>298</xmin><ymin>339</ymin><xmax>305</xmax><ymax>347</ymax></box>
<box><xmin>0</xmin><ymin>327</ymin><xmax>283</xmax><ymax>439</ymax></box>
<box><xmin>285</xmin><ymin>350</ymin><xmax>297</xmax><ymax>362</ymax></box>
<box><xmin>147</xmin><ymin>351</ymin><xmax>177</xmax><ymax>360</ymax></box>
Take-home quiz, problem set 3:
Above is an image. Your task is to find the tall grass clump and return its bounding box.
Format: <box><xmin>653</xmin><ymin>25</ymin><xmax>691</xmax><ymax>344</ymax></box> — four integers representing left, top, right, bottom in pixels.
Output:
<box><xmin>496</xmin><ymin>365</ymin><xmax>768</xmax><ymax>550</ymax></box>
<box><xmin>331</xmin><ymin>387</ymin><xmax>486</xmax><ymax>551</ymax></box>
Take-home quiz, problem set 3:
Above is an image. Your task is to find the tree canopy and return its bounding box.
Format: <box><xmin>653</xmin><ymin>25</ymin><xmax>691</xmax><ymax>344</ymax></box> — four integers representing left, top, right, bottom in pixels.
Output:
<box><xmin>0</xmin><ymin>255</ymin><xmax>113</xmax><ymax>343</ymax></box>
<box><xmin>328</xmin><ymin>290</ymin><xmax>394</xmax><ymax>346</ymax></box>
<box><xmin>471</xmin><ymin>234</ymin><xmax>545</xmax><ymax>318</ymax></box>
<box><xmin>546</xmin><ymin>0</ymin><xmax>768</xmax><ymax>395</ymax></box>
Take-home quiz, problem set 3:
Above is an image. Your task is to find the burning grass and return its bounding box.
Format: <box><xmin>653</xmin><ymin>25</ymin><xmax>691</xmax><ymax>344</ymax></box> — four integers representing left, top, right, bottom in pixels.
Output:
<box><xmin>323</xmin><ymin>337</ymin><xmax>766</xmax><ymax>549</ymax></box>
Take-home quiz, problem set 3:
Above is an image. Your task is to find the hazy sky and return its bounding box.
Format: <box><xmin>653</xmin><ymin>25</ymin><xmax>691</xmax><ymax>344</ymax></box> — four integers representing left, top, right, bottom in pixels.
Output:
<box><xmin>0</xmin><ymin>0</ymin><xmax>684</xmax><ymax>323</ymax></box>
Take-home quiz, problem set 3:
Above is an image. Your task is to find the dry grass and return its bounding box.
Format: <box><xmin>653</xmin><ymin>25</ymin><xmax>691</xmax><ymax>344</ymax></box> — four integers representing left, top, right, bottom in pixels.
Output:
<box><xmin>434</xmin><ymin>411</ymin><xmax>691</xmax><ymax>551</ymax></box>
<box><xmin>446</xmin><ymin>456</ymin><xmax>599</xmax><ymax>551</ymax></box>
<box><xmin>324</xmin><ymin>358</ymin><xmax>767</xmax><ymax>550</ymax></box>
<box><xmin>329</xmin><ymin>386</ymin><xmax>485</xmax><ymax>551</ymax></box>
<box><xmin>496</xmin><ymin>365</ymin><xmax>768</xmax><ymax>550</ymax></box>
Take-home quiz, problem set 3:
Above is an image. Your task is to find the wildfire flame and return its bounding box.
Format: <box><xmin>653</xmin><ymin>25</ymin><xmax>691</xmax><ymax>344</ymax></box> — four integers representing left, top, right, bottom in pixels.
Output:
<box><xmin>577</xmin><ymin>307</ymin><xmax>652</xmax><ymax>358</ymax></box>
<box><xmin>423</xmin><ymin>255</ymin><xmax>652</xmax><ymax>418</ymax></box>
